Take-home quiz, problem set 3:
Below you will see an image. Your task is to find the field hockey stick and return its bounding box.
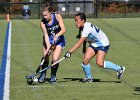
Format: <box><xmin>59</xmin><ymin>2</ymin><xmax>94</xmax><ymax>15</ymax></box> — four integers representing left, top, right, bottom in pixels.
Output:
<box><xmin>25</xmin><ymin>57</ymin><xmax>66</xmax><ymax>79</ymax></box>
<box><xmin>35</xmin><ymin>38</ymin><xmax>60</xmax><ymax>72</ymax></box>
<box><xmin>38</xmin><ymin>57</ymin><xmax>65</xmax><ymax>73</ymax></box>
<box><xmin>35</xmin><ymin>44</ymin><xmax>54</xmax><ymax>73</ymax></box>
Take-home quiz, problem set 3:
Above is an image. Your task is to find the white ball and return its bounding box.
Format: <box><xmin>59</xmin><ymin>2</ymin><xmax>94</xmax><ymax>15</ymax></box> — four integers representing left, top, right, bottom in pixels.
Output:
<box><xmin>33</xmin><ymin>78</ymin><xmax>38</xmax><ymax>82</ymax></box>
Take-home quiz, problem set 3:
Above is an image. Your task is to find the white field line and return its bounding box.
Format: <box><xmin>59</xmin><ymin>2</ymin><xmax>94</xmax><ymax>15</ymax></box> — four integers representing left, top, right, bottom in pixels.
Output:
<box><xmin>11</xmin><ymin>44</ymin><xmax>41</xmax><ymax>46</ymax></box>
<box><xmin>111</xmin><ymin>41</ymin><xmax>140</xmax><ymax>44</ymax></box>
<box><xmin>3</xmin><ymin>22</ymin><xmax>11</xmax><ymax>100</ymax></box>
<box><xmin>11</xmin><ymin>41</ymin><xmax>140</xmax><ymax>46</ymax></box>
<box><xmin>33</xmin><ymin>83</ymin><xmax>95</xmax><ymax>87</ymax></box>
<box><xmin>10</xmin><ymin>84</ymin><xmax>91</xmax><ymax>89</ymax></box>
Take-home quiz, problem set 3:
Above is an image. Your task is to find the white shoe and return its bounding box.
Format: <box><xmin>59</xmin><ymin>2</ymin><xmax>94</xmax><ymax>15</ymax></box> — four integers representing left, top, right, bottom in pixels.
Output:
<box><xmin>82</xmin><ymin>78</ymin><xmax>93</xmax><ymax>83</ymax></box>
<box><xmin>117</xmin><ymin>66</ymin><xmax>125</xmax><ymax>79</ymax></box>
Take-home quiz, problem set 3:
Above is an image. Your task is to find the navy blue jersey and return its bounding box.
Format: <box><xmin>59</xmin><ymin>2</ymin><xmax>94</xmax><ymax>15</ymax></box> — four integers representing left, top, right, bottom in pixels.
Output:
<box><xmin>42</xmin><ymin>13</ymin><xmax>65</xmax><ymax>47</ymax></box>
<box><xmin>41</xmin><ymin>13</ymin><xmax>61</xmax><ymax>37</ymax></box>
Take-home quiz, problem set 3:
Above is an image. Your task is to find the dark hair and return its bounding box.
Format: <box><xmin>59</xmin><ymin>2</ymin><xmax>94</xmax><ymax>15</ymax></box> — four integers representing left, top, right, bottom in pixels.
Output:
<box><xmin>41</xmin><ymin>3</ymin><xmax>54</xmax><ymax>13</ymax></box>
<box><xmin>75</xmin><ymin>12</ymin><xmax>86</xmax><ymax>22</ymax></box>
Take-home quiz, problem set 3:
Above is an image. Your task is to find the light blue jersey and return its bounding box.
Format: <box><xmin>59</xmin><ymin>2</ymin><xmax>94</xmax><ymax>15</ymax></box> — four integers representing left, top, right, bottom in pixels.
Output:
<box><xmin>81</xmin><ymin>22</ymin><xmax>109</xmax><ymax>47</ymax></box>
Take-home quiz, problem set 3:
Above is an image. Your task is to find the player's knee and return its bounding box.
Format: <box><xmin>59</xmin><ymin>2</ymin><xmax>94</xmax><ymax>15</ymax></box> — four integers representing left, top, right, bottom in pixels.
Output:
<box><xmin>83</xmin><ymin>58</ymin><xmax>90</xmax><ymax>65</ymax></box>
<box><xmin>52</xmin><ymin>58</ymin><xmax>58</xmax><ymax>64</ymax></box>
<box><xmin>96</xmin><ymin>61</ymin><xmax>104</xmax><ymax>67</ymax></box>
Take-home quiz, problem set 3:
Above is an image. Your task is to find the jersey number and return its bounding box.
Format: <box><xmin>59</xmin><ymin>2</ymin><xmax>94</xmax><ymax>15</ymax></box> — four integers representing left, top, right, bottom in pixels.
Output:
<box><xmin>91</xmin><ymin>24</ymin><xmax>100</xmax><ymax>33</ymax></box>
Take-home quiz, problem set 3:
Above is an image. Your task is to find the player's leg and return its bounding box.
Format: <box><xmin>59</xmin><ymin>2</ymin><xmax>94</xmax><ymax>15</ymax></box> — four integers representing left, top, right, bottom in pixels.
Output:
<box><xmin>81</xmin><ymin>47</ymin><xmax>96</xmax><ymax>83</ymax></box>
<box><xmin>38</xmin><ymin>47</ymin><xmax>50</xmax><ymax>83</ymax></box>
<box><xmin>50</xmin><ymin>45</ymin><xmax>63</xmax><ymax>83</ymax></box>
<box><xmin>96</xmin><ymin>48</ymin><xmax>125</xmax><ymax>79</ymax></box>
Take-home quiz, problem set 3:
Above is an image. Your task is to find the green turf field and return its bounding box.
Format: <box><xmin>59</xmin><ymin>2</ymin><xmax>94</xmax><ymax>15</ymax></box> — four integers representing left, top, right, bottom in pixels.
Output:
<box><xmin>1</xmin><ymin>18</ymin><xmax>140</xmax><ymax>100</ymax></box>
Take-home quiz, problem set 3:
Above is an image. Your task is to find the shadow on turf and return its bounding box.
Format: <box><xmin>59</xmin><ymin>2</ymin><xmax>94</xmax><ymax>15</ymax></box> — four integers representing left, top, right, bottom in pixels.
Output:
<box><xmin>134</xmin><ymin>87</ymin><xmax>140</xmax><ymax>95</ymax></box>
<box><xmin>61</xmin><ymin>78</ymin><xmax>121</xmax><ymax>83</ymax></box>
<box><xmin>27</xmin><ymin>78</ymin><xmax>121</xmax><ymax>85</ymax></box>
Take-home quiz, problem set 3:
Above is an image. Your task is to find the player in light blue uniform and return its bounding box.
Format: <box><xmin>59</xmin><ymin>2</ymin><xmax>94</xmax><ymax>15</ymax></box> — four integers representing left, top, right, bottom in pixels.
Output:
<box><xmin>39</xmin><ymin>3</ymin><xmax>66</xmax><ymax>83</ymax></box>
<box><xmin>64</xmin><ymin>12</ymin><xmax>125</xmax><ymax>83</ymax></box>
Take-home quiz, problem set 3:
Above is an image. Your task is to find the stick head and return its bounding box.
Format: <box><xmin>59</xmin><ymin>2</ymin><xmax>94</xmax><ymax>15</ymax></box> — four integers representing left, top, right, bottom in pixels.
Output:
<box><xmin>25</xmin><ymin>75</ymin><xmax>34</xmax><ymax>79</ymax></box>
<box><xmin>27</xmin><ymin>78</ymin><xmax>34</xmax><ymax>85</ymax></box>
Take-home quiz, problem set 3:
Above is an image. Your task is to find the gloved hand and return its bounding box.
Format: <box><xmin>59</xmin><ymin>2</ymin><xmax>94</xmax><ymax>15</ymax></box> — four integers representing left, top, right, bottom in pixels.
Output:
<box><xmin>64</xmin><ymin>51</ymin><xmax>71</xmax><ymax>58</ymax></box>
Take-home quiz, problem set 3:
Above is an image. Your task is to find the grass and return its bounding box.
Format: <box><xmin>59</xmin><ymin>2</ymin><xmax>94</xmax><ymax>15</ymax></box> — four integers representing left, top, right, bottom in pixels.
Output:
<box><xmin>1</xmin><ymin>18</ymin><xmax>140</xmax><ymax>100</ymax></box>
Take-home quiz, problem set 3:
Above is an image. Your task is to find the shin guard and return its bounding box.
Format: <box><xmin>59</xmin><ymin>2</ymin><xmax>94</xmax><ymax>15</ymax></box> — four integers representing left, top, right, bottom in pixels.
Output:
<box><xmin>51</xmin><ymin>63</ymin><xmax>59</xmax><ymax>76</ymax></box>
<box><xmin>42</xmin><ymin>60</ymin><xmax>49</xmax><ymax>74</ymax></box>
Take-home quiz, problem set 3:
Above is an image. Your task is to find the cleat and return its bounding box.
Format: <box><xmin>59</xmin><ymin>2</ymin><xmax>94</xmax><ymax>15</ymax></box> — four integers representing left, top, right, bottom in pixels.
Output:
<box><xmin>117</xmin><ymin>66</ymin><xmax>125</xmax><ymax>79</ymax></box>
<box><xmin>50</xmin><ymin>75</ymin><xmax>57</xmax><ymax>84</ymax></box>
<box><xmin>82</xmin><ymin>78</ymin><xmax>93</xmax><ymax>83</ymax></box>
<box><xmin>38</xmin><ymin>73</ymin><xmax>46</xmax><ymax>83</ymax></box>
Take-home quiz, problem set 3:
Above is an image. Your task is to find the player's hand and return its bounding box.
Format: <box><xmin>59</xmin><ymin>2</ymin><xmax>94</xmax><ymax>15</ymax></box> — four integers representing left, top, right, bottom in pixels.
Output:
<box><xmin>45</xmin><ymin>49</ymin><xmax>52</xmax><ymax>56</ymax></box>
<box><xmin>45</xmin><ymin>49</ymin><xmax>49</xmax><ymax>55</ymax></box>
<box><xmin>53</xmin><ymin>35</ymin><xmax>59</xmax><ymax>44</ymax></box>
<box><xmin>45</xmin><ymin>44</ymin><xmax>52</xmax><ymax>55</ymax></box>
<box><xmin>64</xmin><ymin>51</ymin><xmax>71</xmax><ymax>58</ymax></box>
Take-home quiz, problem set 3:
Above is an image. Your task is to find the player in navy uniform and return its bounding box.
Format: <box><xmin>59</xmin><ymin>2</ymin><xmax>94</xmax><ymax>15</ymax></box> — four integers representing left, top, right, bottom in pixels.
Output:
<box><xmin>39</xmin><ymin>3</ymin><xmax>66</xmax><ymax>83</ymax></box>
<box><xmin>64</xmin><ymin>12</ymin><xmax>125</xmax><ymax>83</ymax></box>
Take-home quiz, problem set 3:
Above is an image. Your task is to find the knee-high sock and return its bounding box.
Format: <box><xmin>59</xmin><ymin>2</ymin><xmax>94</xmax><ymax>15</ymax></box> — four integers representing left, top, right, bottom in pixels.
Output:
<box><xmin>51</xmin><ymin>63</ymin><xmax>59</xmax><ymax>76</ymax></box>
<box><xmin>36</xmin><ymin>59</ymin><xmax>49</xmax><ymax>73</ymax></box>
<box><xmin>104</xmin><ymin>61</ymin><xmax>121</xmax><ymax>71</ymax></box>
<box><xmin>81</xmin><ymin>63</ymin><xmax>92</xmax><ymax>79</ymax></box>
<box><xmin>42</xmin><ymin>60</ymin><xmax>49</xmax><ymax>74</ymax></box>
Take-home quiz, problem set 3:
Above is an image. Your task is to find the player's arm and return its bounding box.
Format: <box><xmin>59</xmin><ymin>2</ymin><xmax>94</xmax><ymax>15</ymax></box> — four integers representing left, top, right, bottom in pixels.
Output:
<box><xmin>55</xmin><ymin>14</ymin><xmax>66</xmax><ymax>37</ymax></box>
<box><xmin>69</xmin><ymin>37</ymin><xmax>86</xmax><ymax>53</ymax></box>
<box><xmin>64</xmin><ymin>24</ymin><xmax>91</xmax><ymax>58</ymax></box>
<box><xmin>40</xmin><ymin>21</ymin><xmax>51</xmax><ymax>50</ymax></box>
<box><xmin>64</xmin><ymin>37</ymin><xmax>86</xmax><ymax>58</ymax></box>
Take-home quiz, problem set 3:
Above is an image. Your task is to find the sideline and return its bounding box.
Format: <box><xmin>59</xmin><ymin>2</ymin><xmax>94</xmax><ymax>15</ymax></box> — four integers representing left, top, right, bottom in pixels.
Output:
<box><xmin>0</xmin><ymin>22</ymin><xmax>11</xmax><ymax>100</ymax></box>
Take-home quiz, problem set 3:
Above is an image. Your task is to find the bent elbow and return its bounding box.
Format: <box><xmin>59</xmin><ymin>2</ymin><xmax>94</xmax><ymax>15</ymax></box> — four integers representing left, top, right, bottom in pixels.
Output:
<box><xmin>63</xmin><ymin>28</ymin><xmax>66</xmax><ymax>34</ymax></box>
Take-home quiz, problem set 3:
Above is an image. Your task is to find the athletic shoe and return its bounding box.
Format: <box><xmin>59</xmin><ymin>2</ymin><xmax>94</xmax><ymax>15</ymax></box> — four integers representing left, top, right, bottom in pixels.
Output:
<box><xmin>82</xmin><ymin>78</ymin><xmax>93</xmax><ymax>83</ymax></box>
<box><xmin>50</xmin><ymin>75</ymin><xmax>57</xmax><ymax>84</ymax></box>
<box><xmin>38</xmin><ymin>73</ymin><xmax>46</xmax><ymax>83</ymax></box>
<box><xmin>117</xmin><ymin>66</ymin><xmax>125</xmax><ymax>79</ymax></box>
